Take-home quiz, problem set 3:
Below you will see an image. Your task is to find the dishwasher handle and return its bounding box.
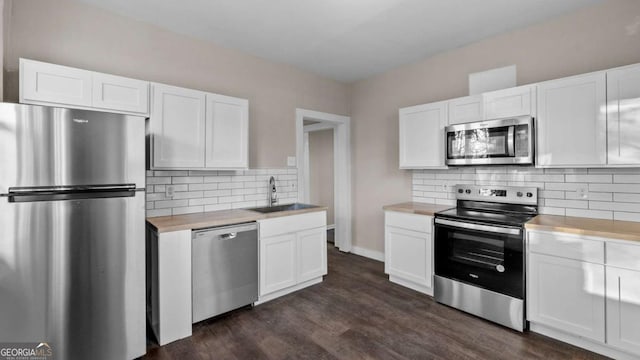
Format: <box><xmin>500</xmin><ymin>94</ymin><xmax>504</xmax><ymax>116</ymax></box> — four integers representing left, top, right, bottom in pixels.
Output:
<box><xmin>193</xmin><ymin>222</ymin><xmax>257</xmax><ymax>239</ymax></box>
<box><xmin>219</xmin><ymin>232</ymin><xmax>237</xmax><ymax>240</ymax></box>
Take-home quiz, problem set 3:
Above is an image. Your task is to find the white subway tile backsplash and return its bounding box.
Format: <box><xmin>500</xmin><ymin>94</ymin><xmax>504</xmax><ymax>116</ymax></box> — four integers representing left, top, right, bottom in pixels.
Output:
<box><xmin>589</xmin><ymin>183</ymin><xmax>640</xmax><ymax>193</ymax></box>
<box><xmin>614</xmin><ymin>212</ymin><xmax>640</xmax><ymax>222</ymax></box>
<box><xmin>613</xmin><ymin>193</ymin><xmax>640</xmax><ymax>203</ymax></box>
<box><xmin>614</xmin><ymin>175</ymin><xmax>640</xmax><ymax>183</ymax></box>
<box><xmin>565</xmin><ymin>191</ymin><xmax>612</xmax><ymax>201</ymax></box>
<box><xmin>565</xmin><ymin>174</ymin><xmax>612</xmax><ymax>183</ymax></box>
<box><xmin>172</xmin><ymin>206</ymin><xmax>204</xmax><ymax>215</ymax></box>
<box><xmin>413</xmin><ymin>166</ymin><xmax>640</xmax><ymax>223</ymax></box>
<box><xmin>172</xmin><ymin>176</ymin><xmax>204</xmax><ymax>184</ymax></box>
<box><xmin>565</xmin><ymin>208</ymin><xmax>613</xmax><ymax>220</ymax></box>
<box><xmin>146</xmin><ymin>168</ymin><xmax>298</xmax><ymax>217</ymax></box>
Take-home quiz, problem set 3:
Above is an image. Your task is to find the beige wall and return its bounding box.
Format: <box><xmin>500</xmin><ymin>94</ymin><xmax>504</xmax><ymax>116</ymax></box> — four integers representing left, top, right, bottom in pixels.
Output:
<box><xmin>308</xmin><ymin>129</ymin><xmax>334</xmax><ymax>226</ymax></box>
<box><xmin>351</xmin><ymin>0</ymin><xmax>640</xmax><ymax>253</ymax></box>
<box><xmin>2</xmin><ymin>0</ymin><xmax>350</xmax><ymax>168</ymax></box>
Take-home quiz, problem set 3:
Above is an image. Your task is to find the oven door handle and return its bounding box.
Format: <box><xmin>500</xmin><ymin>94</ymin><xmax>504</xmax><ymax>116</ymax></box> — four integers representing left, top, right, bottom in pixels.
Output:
<box><xmin>435</xmin><ymin>218</ymin><xmax>521</xmax><ymax>235</ymax></box>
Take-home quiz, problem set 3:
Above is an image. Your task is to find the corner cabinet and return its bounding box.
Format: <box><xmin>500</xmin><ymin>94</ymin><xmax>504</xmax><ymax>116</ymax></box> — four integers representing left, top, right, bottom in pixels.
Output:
<box><xmin>20</xmin><ymin>58</ymin><xmax>149</xmax><ymax>116</ymax></box>
<box><xmin>527</xmin><ymin>230</ymin><xmax>640</xmax><ymax>360</ymax></box>
<box><xmin>149</xmin><ymin>83</ymin><xmax>249</xmax><ymax>170</ymax></box>
<box><xmin>536</xmin><ymin>72</ymin><xmax>607</xmax><ymax>167</ymax></box>
<box><xmin>399</xmin><ymin>101</ymin><xmax>448</xmax><ymax>169</ymax></box>
<box><xmin>258</xmin><ymin>211</ymin><xmax>327</xmax><ymax>303</ymax></box>
<box><xmin>384</xmin><ymin>211</ymin><xmax>433</xmax><ymax>295</ymax></box>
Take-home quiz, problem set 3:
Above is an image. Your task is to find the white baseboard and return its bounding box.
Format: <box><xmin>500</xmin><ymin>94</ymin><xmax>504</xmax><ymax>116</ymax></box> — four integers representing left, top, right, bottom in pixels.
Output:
<box><xmin>529</xmin><ymin>323</ymin><xmax>638</xmax><ymax>360</ymax></box>
<box><xmin>326</xmin><ymin>224</ymin><xmax>335</xmax><ymax>230</ymax></box>
<box><xmin>351</xmin><ymin>246</ymin><xmax>384</xmax><ymax>262</ymax></box>
<box><xmin>255</xmin><ymin>277</ymin><xmax>323</xmax><ymax>305</ymax></box>
<box><xmin>389</xmin><ymin>275</ymin><xmax>433</xmax><ymax>296</ymax></box>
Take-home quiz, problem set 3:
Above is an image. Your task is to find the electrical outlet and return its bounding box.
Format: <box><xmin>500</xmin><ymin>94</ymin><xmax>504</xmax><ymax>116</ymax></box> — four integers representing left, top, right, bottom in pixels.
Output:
<box><xmin>576</xmin><ymin>187</ymin><xmax>588</xmax><ymax>199</ymax></box>
<box><xmin>442</xmin><ymin>184</ymin><xmax>449</xmax><ymax>192</ymax></box>
<box><xmin>166</xmin><ymin>185</ymin><xmax>175</xmax><ymax>198</ymax></box>
<box><xmin>287</xmin><ymin>156</ymin><xmax>296</xmax><ymax>167</ymax></box>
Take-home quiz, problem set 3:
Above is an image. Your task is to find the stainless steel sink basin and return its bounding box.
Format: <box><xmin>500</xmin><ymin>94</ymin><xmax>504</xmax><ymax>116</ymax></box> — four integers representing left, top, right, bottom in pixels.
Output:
<box><xmin>249</xmin><ymin>203</ymin><xmax>319</xmax><ymax>214</ymax></box>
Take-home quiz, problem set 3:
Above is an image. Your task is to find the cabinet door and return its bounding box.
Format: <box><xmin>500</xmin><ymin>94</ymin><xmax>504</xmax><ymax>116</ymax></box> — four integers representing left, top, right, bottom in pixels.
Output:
<box><xmin>205</xmin><ymin>94</ymin><xmax>249</xmax><ymax>169</ymax></box>
<box><xmin>399</xmin><ymin>101</ymin><xmax>448</xmax><ymax>168</ymax></box>
<box><xmin>20</xmin><ymin>58</ymin><xmax>92</xmax><ymax>107</ymax></box>
<box><xmin>448</xmin><ymin>95</ymin><xmax>483</xmax><ymax>125</ymax></box>
<box><xmin>260</xmin><ymin>233</ymin><xmax>297</xmax><ymax>296</ymax></box>
<box><xmin>607</xmin><ymin>65</ymin><xmax>640</xmax><ymax>165</ymax></box>
<box><xmin>385</xmin><ymin>226</ymin><xmax>430</xmax><ymax>287</ymax></box>
<box><xmin>92</xmin><ymin>72</ymin><xmax>149</xmax><ymax>115</ymax></box>
<box><xmin>606</xmin><ymin>267</ymin><xmax>640</xmax><ymax>355</ymax></box>
<box><xmin>528</xmin><ymin>253</ymin><xmax>605</xmax><ymax>342</ymax></box>
<box><xmin>537</xmin><ymin>72</ymin><xmax>606</xmax><ymax>167</ymax></box>
<box><xmin>483</xmin><ymin>85</ymin><xmax>534</xmax><ymax>119</ymax></box>
<box><xmin>297</xmin><ymin>227</ymin><xmax>327</xmax><ymax>283</ymax></box>
<box><xmin>150</xmin><ymin>83</ymin><xmax>206</xmax><ymax>169</ymax></box>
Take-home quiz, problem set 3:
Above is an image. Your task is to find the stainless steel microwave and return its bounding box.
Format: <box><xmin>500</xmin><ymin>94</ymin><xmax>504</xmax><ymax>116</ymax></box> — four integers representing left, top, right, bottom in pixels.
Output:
<box><xmin>445</xmin><ymin>116</ymin><xmax>534</xmax><ymax>166</ymax></box>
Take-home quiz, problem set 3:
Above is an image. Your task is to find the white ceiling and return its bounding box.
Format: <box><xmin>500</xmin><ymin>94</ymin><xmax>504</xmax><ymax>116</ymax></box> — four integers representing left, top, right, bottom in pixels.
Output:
<box><xmin>79</xmin><ymin>0</ymin><xmax>602</xmax><ymax>83</ymax></box>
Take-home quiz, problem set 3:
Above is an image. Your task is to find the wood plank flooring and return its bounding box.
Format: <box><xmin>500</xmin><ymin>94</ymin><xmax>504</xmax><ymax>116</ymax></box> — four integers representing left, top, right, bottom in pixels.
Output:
<box><xmin>143</xmin><ymin>244</ymin><xmax>607</xmax><ymax>360</ymax></box>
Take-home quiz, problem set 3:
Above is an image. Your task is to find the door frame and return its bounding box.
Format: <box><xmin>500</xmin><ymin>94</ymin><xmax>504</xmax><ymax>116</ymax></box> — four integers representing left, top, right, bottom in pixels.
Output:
<box><xmin>296</xmin><ymin>109</ymin><xmax>352</xmax><ymax>252</ymax></box>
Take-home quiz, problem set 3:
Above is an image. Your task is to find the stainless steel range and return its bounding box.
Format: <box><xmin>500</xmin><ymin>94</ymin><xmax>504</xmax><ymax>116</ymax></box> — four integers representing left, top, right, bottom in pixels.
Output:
<box><xmin>433</xmin><ymin>185</ymin><xmax>538</xmax><ymax>331</ymax></box>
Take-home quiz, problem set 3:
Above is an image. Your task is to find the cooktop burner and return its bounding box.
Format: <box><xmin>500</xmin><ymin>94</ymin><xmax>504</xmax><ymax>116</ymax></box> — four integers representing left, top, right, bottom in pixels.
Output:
<box><xmin>435</xmin><ymin>207</ymin><xmax>536</xmax><ymax>227</ymax></box>
<box><xmin>434</xmin><ymin>184</ymin><xmax>539</xmax><ymax>227</ymax></box>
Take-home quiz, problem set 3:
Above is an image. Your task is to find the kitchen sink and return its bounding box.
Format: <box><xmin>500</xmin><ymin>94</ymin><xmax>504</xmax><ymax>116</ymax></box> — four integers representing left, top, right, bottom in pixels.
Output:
<box><xmin>249</xmin><ymin>203</ymin><xmax>319</xmax><ymax>214</ymax></box>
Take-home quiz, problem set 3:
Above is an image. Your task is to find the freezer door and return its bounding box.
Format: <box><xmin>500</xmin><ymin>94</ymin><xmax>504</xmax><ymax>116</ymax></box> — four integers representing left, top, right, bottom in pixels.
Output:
<box><xmin>0</xmin><ymin>103</ymin><xmax>145</xmax><ymax>194</ymax></box>
<box><xmin>0</xmin><ymin>192</ymin><xmax>146</xmax><ymax>360</ymax></box>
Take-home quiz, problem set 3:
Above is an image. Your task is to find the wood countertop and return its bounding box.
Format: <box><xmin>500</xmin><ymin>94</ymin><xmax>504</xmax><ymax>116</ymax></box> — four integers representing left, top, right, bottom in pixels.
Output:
<box><xmin>383</xmin><ymin>202</ymin><xmax>453</xmax><ymax>216</ymax></box>
<box><xmin>147</xmin><ymin>205</ymin><xmax>328</xmax><ymax>233</ymax></box>
<box><xmin>525</xmin><ymin>214</ymin><xmax>640</xmax><ymax>243</ymax></box>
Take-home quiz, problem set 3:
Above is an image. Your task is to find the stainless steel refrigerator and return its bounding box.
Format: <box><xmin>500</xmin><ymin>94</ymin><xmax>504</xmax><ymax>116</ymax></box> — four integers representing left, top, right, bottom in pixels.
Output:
<box><xmin>0</xmin><ymin>103</ymin><xmax>146</xmax><ymax>359</ymax></box>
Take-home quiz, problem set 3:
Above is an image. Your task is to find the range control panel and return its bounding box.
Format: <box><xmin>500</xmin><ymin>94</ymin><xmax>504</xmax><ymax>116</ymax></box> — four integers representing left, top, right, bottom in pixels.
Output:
<box><xmin>454</xmin><ymin>185</ymin><xmax>538</xmax><ymax>205</ymax></box>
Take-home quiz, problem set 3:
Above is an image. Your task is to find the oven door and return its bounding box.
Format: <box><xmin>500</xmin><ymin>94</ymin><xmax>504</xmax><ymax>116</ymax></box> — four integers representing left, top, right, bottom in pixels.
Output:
<box><xmin>434</xmin><ymin>218</ymin><xmax>524</xmax><ymax>299</ymax></box>
<box><xmin>445</xmin><ymin>116</ymin><xmax>533</xmax><ymax>165</ymax></box>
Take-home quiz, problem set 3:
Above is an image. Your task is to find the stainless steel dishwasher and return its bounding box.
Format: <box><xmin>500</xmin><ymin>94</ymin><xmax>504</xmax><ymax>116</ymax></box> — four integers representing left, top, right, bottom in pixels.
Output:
<box><xmin>192</xmin><ymin>222</ymin><xmax>258</xmax><ymax>323</ymax></box>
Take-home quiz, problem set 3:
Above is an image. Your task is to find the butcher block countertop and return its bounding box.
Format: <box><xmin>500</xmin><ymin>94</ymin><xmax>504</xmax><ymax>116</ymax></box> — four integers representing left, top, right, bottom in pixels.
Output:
<box><xmin>383</xmin><ymin>202</ymin><xmax>453</xmax><ymax>216</ymax></box>
<box><xmin>525</xmin><ymin>214</ymin><xmax>640</xmax><ymax>243</ymax></box>
<box><xmin>147</xmin><ymin>206</ymin><xmax>328</xmax><ymax>233</ymax></box>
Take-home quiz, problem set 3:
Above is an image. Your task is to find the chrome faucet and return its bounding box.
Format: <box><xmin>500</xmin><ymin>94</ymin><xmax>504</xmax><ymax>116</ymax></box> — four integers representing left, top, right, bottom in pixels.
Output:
<box><xmin>269</xmin><ymin>176</ymin><xmax>278</xmax><ymax>206</ymax></box>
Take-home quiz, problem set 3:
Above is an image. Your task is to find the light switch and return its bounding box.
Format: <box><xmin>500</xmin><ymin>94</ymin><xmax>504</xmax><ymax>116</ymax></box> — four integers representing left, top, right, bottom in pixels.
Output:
<box><xmin>287</xmin><ymin>156</ymin><xmax>296</xmax><ymax>167</ymax></box>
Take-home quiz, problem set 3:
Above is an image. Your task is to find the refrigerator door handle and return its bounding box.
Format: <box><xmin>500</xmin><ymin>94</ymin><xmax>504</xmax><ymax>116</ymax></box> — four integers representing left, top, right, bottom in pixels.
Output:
<box><xmin>5</xmin><ymin>184</ymin><xmax>139</xmax><ymax>202</ymax></box>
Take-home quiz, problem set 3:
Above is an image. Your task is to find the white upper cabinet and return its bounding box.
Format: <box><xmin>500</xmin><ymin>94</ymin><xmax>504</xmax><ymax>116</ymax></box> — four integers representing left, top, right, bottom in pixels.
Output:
<box><xmin>205</xmin><ymin>94</ymin><xmax>249</xmax><ymax>169</ymax></box>
<box><xmin>483</xmin><ymin>84</ymin><xmax>535</xmax><ymax>119</ymax></box>
<box><xmin>607</xmin><ymin>64</ymin><xmax>640</xmax><ymax>166</ymax></box>
<box><xmin>448</xmin><ymin>95</ymin><xmax>483</xmax><ymax>125</ymax></box>
<box><xmin>92</xmin><ymin>72</ymin><xmax>149</xmax><ymax>114</ymax></box>
<box><xmin>151</xmin><ymin>83</ymin><xmax>206</xmax><ymax>169</ymax></box>
<box><xmin>20</xmin><ymin>58</ymin><xmax>149</xmax><ymax>115</ymax></box>
<box><xmin>20</xmin><ymin>58</ymin><xmax>93</xmax><ymax>108</ymax></box>
<box><xmin>399</xmin><ymin>101</ymin><xmax>448</xmax><ymax>169</ymax></box>
<box><xmin>536</xmin><ymin>71</ymin><xmax>607</xmax><ymax>167</ymax></box>
<box><xmin>150</xmin><ymin>85</ymin><xmax>249</xmax><ymax>170</ymax></box>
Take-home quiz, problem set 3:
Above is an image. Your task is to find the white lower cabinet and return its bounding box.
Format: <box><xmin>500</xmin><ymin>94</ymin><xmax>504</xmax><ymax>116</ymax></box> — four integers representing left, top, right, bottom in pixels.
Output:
<box><xmin>528</xmin><ymin>253</ymin><xmax>605</xmax><ymax>342</ymax></box>
<box><xmin>384</xmin><ymin>211</ymin><xmax>433</xmax><ymax>295</ymax></box>
<box><xmin>258</xmin><ymin>211</ymin><xmax>327</xmax><ymax>302</ymax></box>
<box><xmin>527</xmin><ymin>230</ymin><xmax>640</xmax><ymax>359</ymax></box>
<box><xmin>260</xmin><ymin>233</ymin><xmax>297</xmax><ymax>295</ymax></box>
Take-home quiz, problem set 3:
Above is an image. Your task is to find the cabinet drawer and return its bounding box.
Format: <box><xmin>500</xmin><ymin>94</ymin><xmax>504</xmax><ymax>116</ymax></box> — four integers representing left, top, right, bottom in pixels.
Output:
<box><xmin>528</xmin><ymin>231</ymin><xmax>604</xmax><ymax>263</ymax></box>
<box><xmin>607</xmin><ymin>241</ymin><xmax>640</xmax><ymax>271</ymax></box>
<box><xmin>385</xmin><ymin>211</ymin><xmax>432</xmax><ymax>233</ymax></box>
<box><xmin>259</xmin><ymin>211</ymin><xmax>326</xmax><ymax>238</ymax></box>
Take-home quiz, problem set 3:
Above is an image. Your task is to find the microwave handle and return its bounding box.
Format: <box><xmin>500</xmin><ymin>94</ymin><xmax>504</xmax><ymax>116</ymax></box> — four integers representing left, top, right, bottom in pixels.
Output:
<box><xmin>507</xmin><ymin>126</ymin><xmax>515</xmax><ymax>156</ymax></box>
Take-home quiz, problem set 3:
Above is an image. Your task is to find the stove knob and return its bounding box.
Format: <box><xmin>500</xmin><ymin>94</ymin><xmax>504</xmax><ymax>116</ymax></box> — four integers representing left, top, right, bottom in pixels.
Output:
<box><xmin>517</xmin><ymin>192</ymin><xmax>523</xmax><ymax>197</ymax></box>
<box><xmin>526</xmin><ymin>192</ymin><xmax>533</xmax><ymax>198</ymax></box>
<box><xmin>458</xmin><ymin>189</ymin><xmax>463</xmax><ymax>194</ymax></box>
<box><xmin>465</xmin><ymin>189</ymin><xmax>471</xmax><ymax>194</ymax></box>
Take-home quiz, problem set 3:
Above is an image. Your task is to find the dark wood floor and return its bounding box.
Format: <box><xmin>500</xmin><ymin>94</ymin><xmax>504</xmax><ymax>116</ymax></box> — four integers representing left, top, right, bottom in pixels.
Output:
<box><xmin>143</xmin><ymin>242</ymin><xmax>606</xmax><ymax>360</ymax></box>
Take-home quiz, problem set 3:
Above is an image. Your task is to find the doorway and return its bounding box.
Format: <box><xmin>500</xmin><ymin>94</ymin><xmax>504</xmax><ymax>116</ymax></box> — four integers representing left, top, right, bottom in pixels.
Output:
<box><xmin>296</xmin><ymin>109</ymin><xmax>352</xmax><ymax>252</ymax></box>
